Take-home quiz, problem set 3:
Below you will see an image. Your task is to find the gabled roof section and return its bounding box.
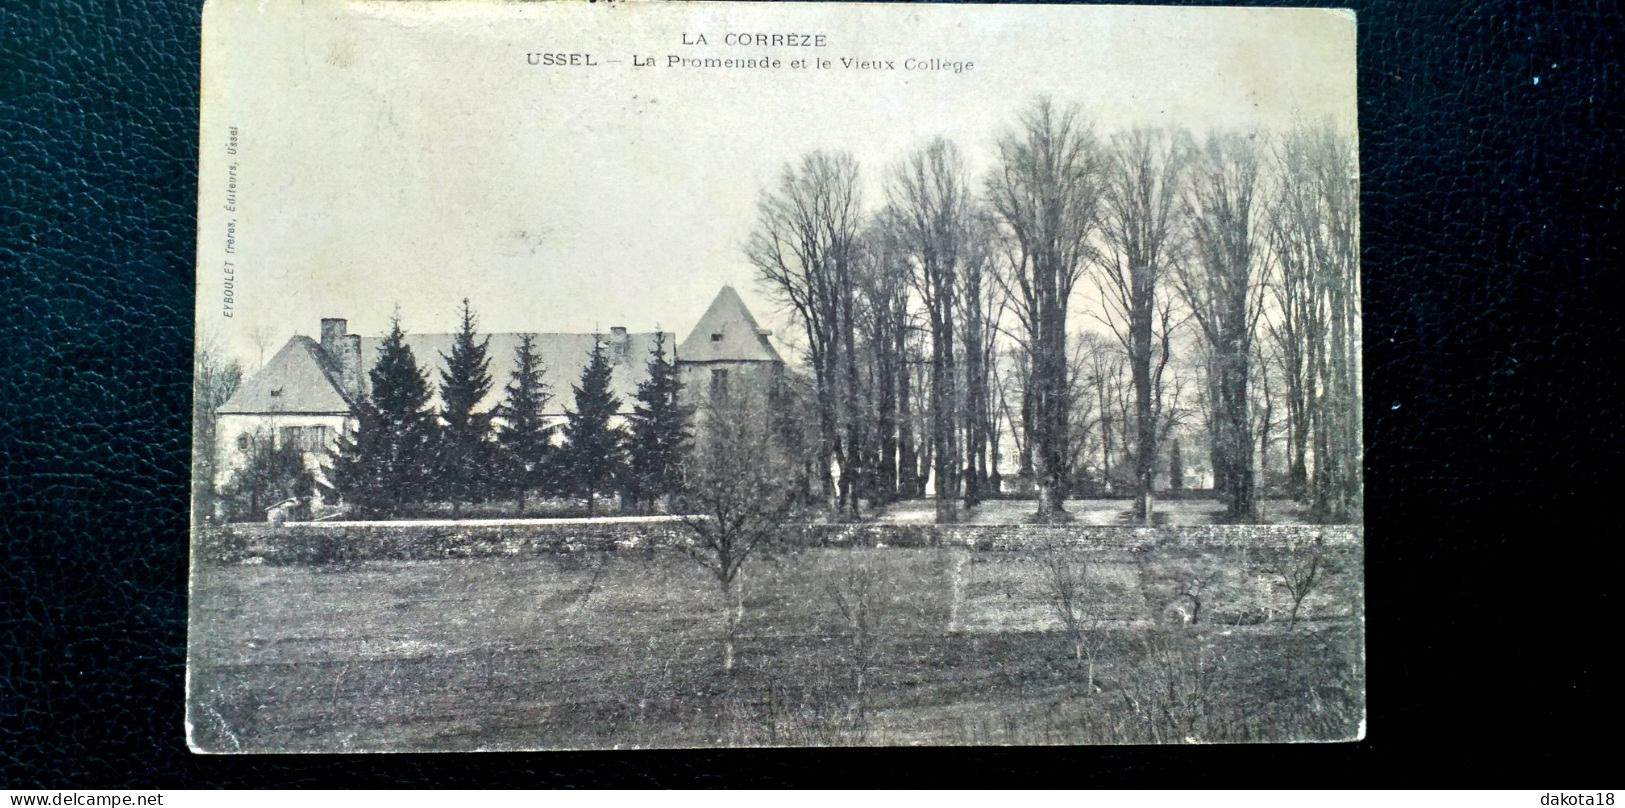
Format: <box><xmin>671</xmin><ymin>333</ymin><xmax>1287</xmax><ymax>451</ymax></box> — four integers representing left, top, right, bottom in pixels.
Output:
<box><xmin>357</xmin><ymin>331</ymin><xmax>674</xmax><ymax>416</ymax></box>
<box><xmin>217</xmin><ymin>336</ymin><xmax>355</xmax><ymax>415</ymax></box>
<box><xmin>677</xmin><ymin>286</ymin><xmax>784</xmax><ymax>364</ymax></box>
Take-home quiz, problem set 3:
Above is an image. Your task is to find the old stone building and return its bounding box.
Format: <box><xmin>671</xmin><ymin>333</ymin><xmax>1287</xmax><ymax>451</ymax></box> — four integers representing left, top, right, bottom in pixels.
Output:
<box><xmin>674</xmin><ymin>285</ymin><xmax>785</xmax><ymax>405</ymax></box>
<box><xmin>212</xmin><ymin>286</ymin><xmax>784</xmax><ymax>494</ymax></box>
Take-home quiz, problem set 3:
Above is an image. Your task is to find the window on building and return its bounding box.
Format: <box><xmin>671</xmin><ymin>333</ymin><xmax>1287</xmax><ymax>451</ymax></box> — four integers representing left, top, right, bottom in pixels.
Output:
<box><xmin>710</xmin><ymin>332</ymin><xmax>723</xmax><ymax>342</ymax></box>
<box><xmin>277</xmin><ymin>425</ymin><xmax>332</xmax><ymax>453</ymax></box>
<box><xmin>710</xmin><ymin>368</ymin><xmax>730</xmax><ymax>400</ymax></box>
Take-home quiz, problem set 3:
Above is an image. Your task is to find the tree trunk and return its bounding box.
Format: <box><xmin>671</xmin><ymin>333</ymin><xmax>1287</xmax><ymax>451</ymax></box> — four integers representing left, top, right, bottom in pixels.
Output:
<box><xmin>1344</xmin><ymin>283</ymin><xmax>1363</xmax><ymax>518</ymax></box>
<box><xmin>1019</xmin><ymin>379</ymin><xmax>1035</xmax><ymax>480</ymax></box>
<box><xmin>932</xmin><ymin>338</ymin><xmax>959</xmax><ymax>524</ymax></box>
<box><xmin>841</xmin><ymin>284</ymin><xmax>864</xmax><ymax>520</ymax></box>
<box><xmin>986</xmin><ymin>384</ymin><xmax>996</xmax><ymax>491</ymax></box>
<box><xmin>962</xmin><ymin>307</ymin><xmax>986</xmax><ymax>510</ymax></box>
<box><xmin>1334</xmin><ymin>265</ymin><xmax>1361</xmax><ymax>521</ymax></box>
<box><xmin>897</xmin><ymin>352</ymin><xmax>919</xmax><ymax>499</ymax></box>
<box><xmin>930</xmin><ymin>286</ymin><xmax>960</xmax><ymax>524</ymax></box>
<box><xmin>1259</xmin><ymin>393</ymin><xmax>1272</xmax><ymax>496</ymax></box>
<box><xmin>1132</xmin><ymin>369</ymin><xmax>1156</xmax><ymax>525</ymax></box>
<box><xmin>877</xmin><ymin>342</ymin><xmax>899</xmax><ymax>503</ymax></box>
<box><xmin>815</xmin><ymin>363</ymin><xmax>840</xmax><ymax>514</ymax></box>
<box><xmin>1034</xmin><ymin>465</ymin><xmax>1064</xmax><ymax>519</ymax></box>
<box><xmin>1100</xmin><ymin>384</ymin><xmax>1112</xmax><ymax>495</ymax></box>
<box><xmin>721</xmin><ymin>575</ymin><xmax>743</xmax><ymax>674</ymax></box>
<box><xmin>1226</xmin><ymin>358</ymin><xmax>1255</xmax><ymax>520</ymax></box>
<box><xmin>1310</xmin><ymin>349</ymin><xmax>1332</xmax><ymax>521</ymax></box>
<box><xmin>1287</xmin><ymin>396</ymin><xmax>1309</xmax><ymax>500</ymax></box>
<box><xmin>1036</xmin><ymin>267</ymin><xmax>1072</xmax><ymax>514</ymax></box>
<box><xmin>916</xmin><ymin>415</ymin><xmax>933</xmax><ymax>502</ymax></box>
<box><xmin>1130</xmin><ymin>255</ymin><xmax>1158</xmax><ymax>524</ymax></box>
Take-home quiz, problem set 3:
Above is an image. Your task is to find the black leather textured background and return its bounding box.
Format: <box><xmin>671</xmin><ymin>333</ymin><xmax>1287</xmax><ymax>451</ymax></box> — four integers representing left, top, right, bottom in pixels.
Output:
<box><xmin>3</xmin><ymin>0</ymin><xmax>1620</xmax><ymax>787</ymax></box>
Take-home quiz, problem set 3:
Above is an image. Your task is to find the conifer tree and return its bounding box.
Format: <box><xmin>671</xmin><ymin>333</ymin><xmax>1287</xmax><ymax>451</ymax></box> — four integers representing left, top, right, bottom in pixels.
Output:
<box><xmin>562</xmin><ymin>335</ymin><xmax>626</xmax><ymax>515</ymax></box>
<box><xmin>436</xmin><ymin>299</ymin><xmax>494</xmax><ymax>514</ymax></box>
<box><xmin>493</xmin><ymin>333</ymin><xmax>553</xmax><ymax>512</ymax></box>
<box><xmin>328</xmin><ymin>402</ymin><xmax>389</xmax><ymax>516</ymax></box>
<box><xmin>624</xmin><ymin>332</ymin><xmax>694</xmax><ymax>512</ymax></box>
<box><xmin>372</xmin><ymin>315</ymin><xmax>434</xmax><ymax>424</ymax></box>
<box><xmin>331</xmin><ymin>314</ymin><xmax>434</xmax><ymax>516</ymax></box>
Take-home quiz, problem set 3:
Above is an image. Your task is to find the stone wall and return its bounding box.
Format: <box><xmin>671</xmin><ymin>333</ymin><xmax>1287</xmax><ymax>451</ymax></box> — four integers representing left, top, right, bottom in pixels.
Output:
<box><xmin>785</xmin><ymin>523</ymin><xmax>1361</xmax><ymax>552</ymax></box>
<box><xmin>197</xmin><ymin>520</ymin><xmax>1361</xmax><ymax>566</ymax></box>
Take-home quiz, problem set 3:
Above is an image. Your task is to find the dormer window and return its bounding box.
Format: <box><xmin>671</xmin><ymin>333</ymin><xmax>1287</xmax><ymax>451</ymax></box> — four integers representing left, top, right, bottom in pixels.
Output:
<box><xmin>711</xmin><ymin>332</ymin><xmax>723</xmax><ymax>342</ymax></box>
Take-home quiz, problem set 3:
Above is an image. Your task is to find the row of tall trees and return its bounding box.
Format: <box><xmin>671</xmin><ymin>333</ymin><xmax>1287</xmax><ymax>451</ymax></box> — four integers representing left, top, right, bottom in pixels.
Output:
<box><xmin>329</xmin><ymin>300</ymin><xmax>694</xmax><ymax>517</ymax></box>
<box><xmin>749</xmin><ymin>97</ymin><xmax>1360</xmax><ymax>524</ymax></box>
<box><xmin>1266</xmin><ymin>128</ymin><xmax>1362</xmax><ymax>522</ymax></box>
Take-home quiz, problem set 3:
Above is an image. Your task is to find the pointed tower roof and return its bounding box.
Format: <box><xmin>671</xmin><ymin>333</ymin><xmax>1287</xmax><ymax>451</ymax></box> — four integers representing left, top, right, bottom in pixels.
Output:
<box><xmin>217</xmin><ymin>336</ymin><xmax>355</xmax><ymax>415</ymax></box>
<box><xmin>678</xmin><ymin>286</ymin><xmax>784</xmax><ymax>364</ymax></box>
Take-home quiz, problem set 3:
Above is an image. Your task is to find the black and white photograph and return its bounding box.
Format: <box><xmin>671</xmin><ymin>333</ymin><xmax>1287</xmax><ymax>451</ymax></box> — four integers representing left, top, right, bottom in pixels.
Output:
<box><xmin>187</xmin><ymin>0</ymin><xmax>1362</xmax><ymax>752</ymax></box>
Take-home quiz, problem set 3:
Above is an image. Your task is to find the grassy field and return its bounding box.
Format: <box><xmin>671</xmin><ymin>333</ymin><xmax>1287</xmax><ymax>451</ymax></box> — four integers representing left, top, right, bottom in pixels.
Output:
<box><xmin>187</xmin><ymin>537</ymin><xmax>1363</xmax><ymax>751</ymax></box>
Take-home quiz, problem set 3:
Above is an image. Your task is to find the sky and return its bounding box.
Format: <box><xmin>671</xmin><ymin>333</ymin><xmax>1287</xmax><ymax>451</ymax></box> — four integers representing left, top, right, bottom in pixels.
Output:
<box><xmin>196</xmin><ymin>1</ymin><xmax>1355</xmax><ymax>371</ymax></box>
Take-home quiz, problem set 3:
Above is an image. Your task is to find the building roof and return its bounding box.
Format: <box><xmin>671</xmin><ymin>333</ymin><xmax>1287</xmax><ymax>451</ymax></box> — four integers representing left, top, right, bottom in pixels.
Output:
<box><xmin>357</xmin><ymin>331</ymin><xmax>673</xmax><ymax>416</ymax></box>
<box><xmin>216</xmin><ymin>285</ymin><xmax>777</xmax><ymax>419</ymax></box>
<box><xmin>677</xmin><ymin>286</ymin><xmax>785</xmax><ymax>364</ymax></box>
<box><xmin>217</xmin><ymin>336</ymin><xmax>355</xmax><ymax>415</ymax></box>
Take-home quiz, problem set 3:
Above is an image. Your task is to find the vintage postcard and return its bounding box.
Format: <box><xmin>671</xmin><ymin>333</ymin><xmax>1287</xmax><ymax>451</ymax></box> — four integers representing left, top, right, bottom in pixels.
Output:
<box><xmin>189</xmin><ymin>0</ymin><xmax>1362</xmax><ymax>752</ymax></box>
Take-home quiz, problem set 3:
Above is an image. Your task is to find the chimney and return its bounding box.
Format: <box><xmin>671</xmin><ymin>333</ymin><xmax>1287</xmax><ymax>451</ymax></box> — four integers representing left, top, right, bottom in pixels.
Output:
<box><xmin>609</xmin><ymin>326</ymin><xmax>630</xmax><ymax>363</ymax></box>
<box><xmin>341</xmin><ymin>334</ymin><xmax>363</xmax><ymax>401</ymax></box>
<box><xmin>320</xmin><ymin>318</ymin><xmax>347</xmax><ymax>354</ymax></box>
<box><xmin>320</xmin><ymin>319</ymin><xmax>363</xmax><ymax>402</ymax></box>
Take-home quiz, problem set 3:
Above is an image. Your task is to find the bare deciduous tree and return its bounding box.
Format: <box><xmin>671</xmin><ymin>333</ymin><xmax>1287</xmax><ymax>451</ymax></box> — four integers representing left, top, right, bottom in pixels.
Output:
<box><xmin>1251</xmin><ymin>339</ymin><xmax>1279</xmax><ymax>492</ymax></box>
<box><xmin>1094</xmin><ymin>127</ymin><xmax>1192</xmax><ymax>524</ymax></box>
<box><xmin>1040</xmin><ymin>539</ymin><xmax>1102</xmax><ymax>693</ymax></box>
<box><xmin>996</xmin><ymin>343</ymin><xmax>1033</xmax><ymax>482</ymax></box>
<box><xmin>1263</xmin><ymin>199</ymin><xmax>1316</xmax><ymax>499</ymax></box>
<box><xmin>748</xmin><ymin>151</ymin><xmax>867</xmax><ymax>518</ymax></box>
<box><xmin>853</xmin><ymin>225</ymin><xmax>914</xmax><ymax>504</ymax></box>
<box><xmin>221</xmin><ymin>428</ymin><xmax>314</xmax><ymax>520</ymax></box>
<box><xmin>1270</xmin><ymin>535</ymin><xmax>1328</xmax><ymax>630</ymax></box>
<box><xmin>957</xmin><ymin>213</ymin><xmax>1005</xmax><ymax>507</ymax></box>
<box><xmin>1176</xmin><ymin>132</ymin><xmax>1270</xmax><ymax>521</ymax></box>
<box><xmin>1120</xmin><ymin>631</ymin><xmax>1231</xmax><ymax>743</ymax></box>
<box><xmin>885</xmin><ymin>137</ymin><xmax>975</xmax><ymax>523</ymax></box>
<box><xmin>193</xmin><ymin>334</ymin><xmax>244</xmax><ymax>523</ymax></box>
<box><xmin>1077</xmin><ymin>332</ymin><xmax>1126</xmax><ymax>493</ymax></box>
<box><xmin>987</xmin><ymin>98</ymin><xmax>1105</xmax><ymax>520</ymax></box>
<box><xmin>246</xmin><ymin>321</ymin><xmax>274</xmax><ymax>371</ymax></box>
<box><xmin>1269</xmin><ymin>125</ymin><xmax>1361</xmax><ymax>522</ymax></box>
<box><xmin>677</xmin><ymin>392</ymin><xmax>800</xmax><ymax>673</ymax></box>
<box><xmin>826</xmin><ymin>559</ymin><xmax>885</xmax><ymax>729</ymax></box>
